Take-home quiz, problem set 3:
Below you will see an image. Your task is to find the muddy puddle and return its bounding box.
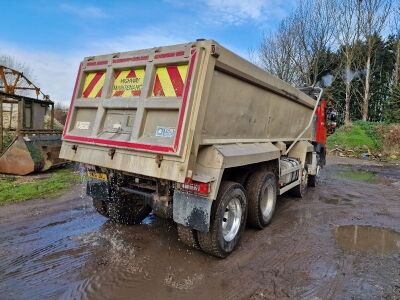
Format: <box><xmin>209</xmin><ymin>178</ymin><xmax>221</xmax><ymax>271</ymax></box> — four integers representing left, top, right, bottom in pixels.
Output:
<box><xmin>334</xmin><ymin>225</ymin><xmax>400</xmax><ymax>256</ymax></box>
<box><xmin>321</xmin><ymin>197</ymin><xmax>352</xmax><ymax>205</ymax></box>
<box><xmin>336</xmin><ymin>170</ymin><xmax>391</xmax><ymax>184</ymax></box>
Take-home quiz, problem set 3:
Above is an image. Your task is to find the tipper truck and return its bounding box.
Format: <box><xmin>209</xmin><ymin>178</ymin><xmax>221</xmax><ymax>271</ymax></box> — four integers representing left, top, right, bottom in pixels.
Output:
<box><xmin>60</xmin><ymin>39</ymin><xmax>329</xmax><ymax>258</ymax></box>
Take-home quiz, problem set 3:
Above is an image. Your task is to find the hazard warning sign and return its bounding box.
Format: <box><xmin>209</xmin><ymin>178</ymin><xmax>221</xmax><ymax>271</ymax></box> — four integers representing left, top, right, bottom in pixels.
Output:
<box><xmin>112</xmin><ymin>68</ymin><xmax>146</xmax><ymax>97</ymax></box>
<box><xmin>152</xmin><ymin>64</ymin><xmax>188</xmax><ymax>97</ymax></box>
<box><xmin>82</xmin><ymin>71</ymin><xmax>106</xmax><ymax>98</ymax></box>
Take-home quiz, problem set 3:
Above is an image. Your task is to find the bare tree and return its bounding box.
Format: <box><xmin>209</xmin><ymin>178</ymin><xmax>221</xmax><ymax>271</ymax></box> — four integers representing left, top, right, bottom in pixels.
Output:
<box><xmin>0</xmin><ymin>55</ymin><xmax>33</xmax><ymax>79</ymax></box>
<box><xmin>258</xmin><ymin>0</ymin><xmax>337</xmax><ymax>88</ymax></box>
<box><xmin>359</xmin><ymin>0</ymin><xmax>392</xmax><ymax>121</ymax></box>
<box><xmin>335</xmin><ymin>0</ymin><xmax>362</xmax><ymax>124</ymax></box>
<box><xmin>258</xmin><ymin>17</ymin><xmax>300</xmax><ymax>85</ymax></box>
<box><xmin>292</xmin><ymin>0</ymin><xmax>337</xmax><ymax>86</ymax></box>
<box><xmin>0</xmin><ymin>55</ymin><xmax>34</xmax><ymax>96</ymax></box>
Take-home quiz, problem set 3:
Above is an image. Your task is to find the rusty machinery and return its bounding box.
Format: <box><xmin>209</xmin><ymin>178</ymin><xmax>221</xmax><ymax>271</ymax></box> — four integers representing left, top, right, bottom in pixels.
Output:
<box><xmin>0</xmin><ymin>65</ymin><xmax>64</xmax><ymax>175</ymax></box>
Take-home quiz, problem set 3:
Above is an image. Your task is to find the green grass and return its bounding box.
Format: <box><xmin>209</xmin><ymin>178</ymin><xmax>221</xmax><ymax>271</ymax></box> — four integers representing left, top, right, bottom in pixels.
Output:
<box><xmin>336</xmin><ymin>170</ymin><xmax>379</xmax><ymax>183</ymax></box>
<box><xmin>327</xmin><ymin>121</ymin><xmax>382</xmax><ymax>151</ymax></box>
<box><xmin>0</xmin><ymin>168</ymin><xmax>81</xmax><ymax>205</ymax></box>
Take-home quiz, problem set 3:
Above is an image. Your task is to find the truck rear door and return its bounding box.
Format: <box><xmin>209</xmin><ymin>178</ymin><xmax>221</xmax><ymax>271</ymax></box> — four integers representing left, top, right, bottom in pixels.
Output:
<box><xmin>63</xmin><ymin>46</ymin><xmax>197</xmax><ymax>155</ymax></box>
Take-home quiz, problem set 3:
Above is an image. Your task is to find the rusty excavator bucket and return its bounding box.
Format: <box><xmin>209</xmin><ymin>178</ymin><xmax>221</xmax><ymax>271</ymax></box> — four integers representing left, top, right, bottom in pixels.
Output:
<box><xmin>0</xmin><ymin>65</ymin><xmax>65</xmax><ymax>175</ymax></box>
<box><xmin>0</xmin><ymin>135</ymin><xmax>64</xmax><ymax>175</ymax></box>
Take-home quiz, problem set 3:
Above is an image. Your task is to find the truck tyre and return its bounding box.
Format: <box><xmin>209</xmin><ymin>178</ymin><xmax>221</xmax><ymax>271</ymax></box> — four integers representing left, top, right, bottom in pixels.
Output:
<box><xmin>197</xmin><ymin>181</ymin><xmax>247</xmax><ymax>258</ymax></box>
<box><xmin>177</xmin><ymin>224</ymin><xmax>201</xmax><ymax>250</ymax></box>
<box><xmin>92</xmin><ymin>197</ymin><xmax>109</xmax><ymax>218</ymax></box>
<box><xmin>245</xmin><ymin>170</ymin><xmax>277</xmax><ymax>229</ymax></box>
<box><xmin>308</xmin><ymin>165</ymin><xmax>320</xmax><ymax>187</ymax></box>
<box><xmin>309</xmin><ymin>154</ymin><xmax>322</xmax><ymax>187</ymax></box>
<box><xmin>291</xmin><ymin>169</ymin><xmax>309</xmax><ymax>198</ymax></box>
<box><xmin>108</xmin><ymin>194</ymin><xmax>152</xmax><ymax>225</ymax></box>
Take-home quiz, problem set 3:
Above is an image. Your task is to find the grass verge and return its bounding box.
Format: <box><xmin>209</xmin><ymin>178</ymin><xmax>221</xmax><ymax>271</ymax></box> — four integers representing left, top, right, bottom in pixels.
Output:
<box><xmin>327</xmin><ymin>121</ymin><xmax>381</xmax><ymax>151</ymax></box>
<box><xmin>0</xmin><ymin>168</ymin><xmax>81</xmax><ymax>205</ymax></box>
<box><xmin>327</xmin><ymin>121</ymin><xmax>400</xmax><ymax>159</ymax></box>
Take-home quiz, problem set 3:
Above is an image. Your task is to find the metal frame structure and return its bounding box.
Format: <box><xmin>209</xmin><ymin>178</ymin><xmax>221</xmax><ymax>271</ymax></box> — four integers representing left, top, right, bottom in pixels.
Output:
<box><xmin>0</xmin><ymin>65</ymin><xmax>63</xmax><ymax>175</ymax></box>
<box><xmin>0</xmin><ymin>91</ymin><xmax>57</xmax><ymax>153</ymax></box>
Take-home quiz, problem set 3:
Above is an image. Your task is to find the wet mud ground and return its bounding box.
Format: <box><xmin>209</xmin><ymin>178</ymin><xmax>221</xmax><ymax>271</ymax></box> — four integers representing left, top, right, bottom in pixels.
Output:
<box><xmin>0</xmin><ymin>157</ymin><xmax>399</xmax><ymax>300</ymax></box>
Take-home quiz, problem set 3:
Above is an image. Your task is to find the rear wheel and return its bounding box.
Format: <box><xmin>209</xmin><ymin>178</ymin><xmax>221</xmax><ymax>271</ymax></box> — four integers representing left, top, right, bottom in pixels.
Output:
<box><xmin>92</xmin><ymin>197</ymin><xmax>109</xmax><ymax>218</ymax></box>
<box><xmin>308</xmin><ymin>164</ymin><xmax>321</xmax><ymax>187</ymax></box>
<box><xmin>245</xmin><ymin>170</ymin><xmax>277</xmax><ymax>229</ymax></box>
<box><xmin>197</xmin><ymin>181</ymin><xmax>247</xmax><ymax>258</ymax></box>
<box><xmin>291</xmin><ymin>168</ymin><xmax>309</xmax><ymax>198</ymax></box>
<box><xmin>177</xmin><ymin>224</ymin><xmax>200</xmax><ymax>250</ymax></box>
<box><xmin>107</xmin><ymin>193</ymin><xmax>152</xmax><ymax>225</ymax></box>
<box><xmin>308</xmin><ymin>153</ymin><xmax>322</xmax><ymax>187</ymax></box>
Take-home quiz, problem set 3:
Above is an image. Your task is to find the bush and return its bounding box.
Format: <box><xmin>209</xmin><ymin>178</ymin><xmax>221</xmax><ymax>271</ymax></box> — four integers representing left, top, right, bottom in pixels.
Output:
<box><xmin>375</xmin><ymin>124</ymin><xmax>400</xmax><ymax>157</ymax></box>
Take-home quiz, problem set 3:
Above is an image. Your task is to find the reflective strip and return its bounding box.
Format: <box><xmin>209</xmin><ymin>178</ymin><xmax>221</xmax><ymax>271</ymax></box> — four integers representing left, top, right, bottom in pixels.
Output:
<box><xmin>82</xmin><ymin>71</ymin><xmax>106</xmax><ymax>98</ymax></box>
<box><xmin>112</xmin><ymin>68</ymin><xmax>146</xmax><ymax>97</ymax></box>
<box><xmin>152</xmin><ymin>64</ymin><xmax>188</xmax><ymax>97</ymax></box>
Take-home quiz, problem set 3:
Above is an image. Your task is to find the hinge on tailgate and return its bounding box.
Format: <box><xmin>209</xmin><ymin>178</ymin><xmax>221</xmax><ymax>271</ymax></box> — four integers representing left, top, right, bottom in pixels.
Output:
<box><xmin>155</xmin><ymin>154</ymin><xmax>163</xmax><ymax>168</ymax></box>
<box><xmin>211</xmin><ymin>44</ymin><xmax>220</xmax><ymax>58</ymax></box>
<box><xmin>108</xmin><ymin>148</ymin><xmax>116</xmax><ymax>160</ymax></box>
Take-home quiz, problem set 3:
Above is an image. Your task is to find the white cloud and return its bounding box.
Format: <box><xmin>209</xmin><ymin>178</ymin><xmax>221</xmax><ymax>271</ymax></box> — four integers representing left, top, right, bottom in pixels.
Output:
<box><xmin>89</xmin><ymin>29</ymin><xmax>186</xmax><ymax>55</ymax></box>
<box><xmin>0</xmin><ymin>41</ymin><xmax>82</xmax><ymax>105</ymax></box>
<box><xmin>59</xmin><ymin>3</ymin><xmax>107</xmax><ymax>18</ymax></box>
<box><xmin>207</xmin><ymin>0</ymin><xmax>266</xmax><ymax>21</ymax></box>
<box><xmin>0</xmin><ymin>30</ymin><xmax>186</xmax><ymax>105</ymax></box>
<box><xmin>204</xmin><ymin>0</ymin><xmax>292</xmax><ymax>25</ymax></box>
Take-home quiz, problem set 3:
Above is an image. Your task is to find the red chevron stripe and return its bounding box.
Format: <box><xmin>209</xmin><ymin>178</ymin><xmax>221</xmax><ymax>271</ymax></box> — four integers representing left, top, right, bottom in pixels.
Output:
<box><xmin>82</xmin><ymin>72</ymin><xmax>104</xmax><ymax>98</ymax></box>
<box><xmin>114</xmin><ymin>70</ymin><xmax>122</xmax><ymax>79</ymax></box>
<box><xmin>166</xmin><ymin>66</ymin><xmax>184</xmax><ymax>97</ymax></box>
<box><xmin>95</xmin><ymin>87</ymin><xmax>103</xmax><ymax>98</ymax></box>
<box><xmin>113</xmin><ymin>90</ymin><xmax>124</xmax><ymax>97</ymax></box>
<box><xmin>132</xmin><ymin>90</ymin><xmax>141</xmax><ymax>96</ymax></box>
<box><xmin>126</xmin><ymin>69</ymin><xmax>136</xmax><ymax>78</ymax></box>
<box><xmin>153</xmin><ymin>74</ymin><xmax>165</xmax><ymax>96</ymax></box>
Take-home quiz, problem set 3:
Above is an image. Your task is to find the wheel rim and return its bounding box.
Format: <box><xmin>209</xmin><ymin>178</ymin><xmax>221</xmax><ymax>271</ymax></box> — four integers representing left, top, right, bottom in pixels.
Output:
<box><xmin>221</xmin><ymin>197</ymin><xmax>242</xmax><ymax>242</ymax></box>
<box><xmin>315</xmin><ymin>165</ymin><xmax>321</xmax><ymax>184</ymax></box>
<box><xmin>260</xmin><ymin>183</ymin><xmax>274</xmax><ymax>219</ymax></box>
<box><xmin>301</xmin><ymin>169</ymin><xmax>308</xmax><ymax>192</ymax></box>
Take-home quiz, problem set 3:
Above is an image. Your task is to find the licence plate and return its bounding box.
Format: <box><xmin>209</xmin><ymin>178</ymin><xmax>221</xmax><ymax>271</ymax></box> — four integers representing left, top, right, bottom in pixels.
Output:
<box><xmin>87</xmin><ymin>171</ymin><xmax>108</xmax><ymax>181</ymax></box>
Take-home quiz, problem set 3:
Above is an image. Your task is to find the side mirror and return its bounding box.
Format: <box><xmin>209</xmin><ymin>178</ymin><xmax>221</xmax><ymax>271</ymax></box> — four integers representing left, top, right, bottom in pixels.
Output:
<box><xmin>326</xmin><ymin>110</ymin><xmax>337</xmax><ymax>122</ymax></box>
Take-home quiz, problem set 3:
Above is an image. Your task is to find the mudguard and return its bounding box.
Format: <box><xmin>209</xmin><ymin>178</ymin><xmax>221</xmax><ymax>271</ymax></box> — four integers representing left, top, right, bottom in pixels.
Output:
<box><xmin>173</xmin><ymin>191</ymin><xmax>212</xmax><ymax>232</ymax></box>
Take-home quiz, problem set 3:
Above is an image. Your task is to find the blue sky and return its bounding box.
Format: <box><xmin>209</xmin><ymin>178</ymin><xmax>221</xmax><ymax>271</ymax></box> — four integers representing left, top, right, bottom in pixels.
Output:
<box><xmin>1</xmin><ymin>0</ymin><xmax>295</xmax><ymax>104</ymax></box>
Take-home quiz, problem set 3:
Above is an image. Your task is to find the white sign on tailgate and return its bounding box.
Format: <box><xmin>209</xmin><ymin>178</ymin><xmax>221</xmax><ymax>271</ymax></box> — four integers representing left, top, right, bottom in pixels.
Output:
<box><xmin>155</xmin><ymin>126</ymin><xmax>176</xmax><ymax>138</ymax></box>
<box><xmin>76</xmin><ymin>121</ymin><xmax>90</xmax><ymax>130</ymax></box>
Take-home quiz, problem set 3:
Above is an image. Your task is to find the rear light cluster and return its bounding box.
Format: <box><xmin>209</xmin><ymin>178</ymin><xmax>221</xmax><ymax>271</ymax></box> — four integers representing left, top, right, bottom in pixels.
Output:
<box><xmin>177</xmin><ymin>178</ymin><xmax>210</xmax><ymax>195</ymax></box>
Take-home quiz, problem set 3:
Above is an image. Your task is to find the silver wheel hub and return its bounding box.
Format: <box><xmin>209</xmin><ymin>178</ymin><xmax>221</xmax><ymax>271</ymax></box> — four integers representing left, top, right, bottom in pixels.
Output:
<box><xmin>260</xmin><ymin>183</ymin><xmax>274</xmax><ymax>219</ymax></box>
<box><xmin>316</xmin><ymin>165</ymin><xmax>321</xmax><ymax>177</ymax></box>
<box><xmin>222</xmin><ymin>197</ymin><xmax>242</xmax><ymax>242</ymax></box>
<box><xmin>301</xmin><ymin>169</ymin><xmax>308</xmax><ymax>190</ymax></box>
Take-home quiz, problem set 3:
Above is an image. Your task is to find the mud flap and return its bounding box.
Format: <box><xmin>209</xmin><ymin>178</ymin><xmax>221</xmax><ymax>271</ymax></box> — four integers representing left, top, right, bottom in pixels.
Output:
<box><xmin>86</xmin><ymin>180</ymin><xmax>109</xmax><ymax>201</ymax></box>
<box><xmin>173</xmin><ymin>191</ymin><xmax>212</xmax><ymax>233</ymax></box>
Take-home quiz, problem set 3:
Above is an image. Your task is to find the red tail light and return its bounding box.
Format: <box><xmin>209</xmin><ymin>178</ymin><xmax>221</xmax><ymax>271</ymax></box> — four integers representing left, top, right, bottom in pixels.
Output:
<box><xmin>178</xmin><ymin>178</ymin><xmax>209</xmax><ymax>195</ymax></box>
